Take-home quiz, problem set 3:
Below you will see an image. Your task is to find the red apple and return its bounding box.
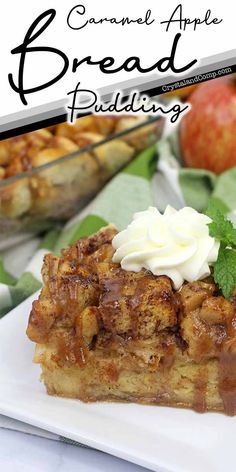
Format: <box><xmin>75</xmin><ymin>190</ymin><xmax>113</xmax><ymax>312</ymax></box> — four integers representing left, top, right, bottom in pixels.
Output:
<box><xmin>180</xmin><ymin>78</ymin><xmax>236</xmax><ymax>174</ymax></box>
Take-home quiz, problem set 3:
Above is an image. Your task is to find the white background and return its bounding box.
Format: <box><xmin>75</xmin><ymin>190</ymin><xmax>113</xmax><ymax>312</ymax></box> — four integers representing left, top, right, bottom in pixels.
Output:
<box><xmin>0</xmin><ymin>0</ymin><xmax>234</xmax><ymax>118</ymax></box>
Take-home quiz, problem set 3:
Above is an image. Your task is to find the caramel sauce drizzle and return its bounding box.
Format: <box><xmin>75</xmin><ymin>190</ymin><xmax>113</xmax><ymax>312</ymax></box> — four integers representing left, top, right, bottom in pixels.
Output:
<box><xmin>193</xmin><ymin>368</ymin><xmax>208</xmax><ymax>413</ymax></box>
<box><xmin>47</xmin><ymin>252</ymin><xmax>90</xmax><ymax>366</ymax></box>
<box><xmin>219</xmin><ymin>353</ymin><xmax>236</xmax><ymax>416</ymax></box>
<box><xmin>29</xmin><ymin>227</ymin><xmax>236</xmax><ymax>415</ymax></box>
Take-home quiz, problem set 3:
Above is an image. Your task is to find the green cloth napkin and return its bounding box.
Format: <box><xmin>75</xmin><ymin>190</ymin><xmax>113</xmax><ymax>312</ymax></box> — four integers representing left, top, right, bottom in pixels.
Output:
<box><xmin>55</xmin><ymin>145</ymin><xmax>156</xmax><ymax>252</ymax></box>
<box><xmin>157</xmin><ymin>132</ymin><xmax>236</xmax><ymax>215</ymax></box>
<box><xmin>0</xmin><ymin>146</ymin><xmax>157</xmax><ymax>316</ymax></box>
<box><xmin>0</xmin><ymin>230</ymin><xmax>59</xmax><ymax>316</ymax></box>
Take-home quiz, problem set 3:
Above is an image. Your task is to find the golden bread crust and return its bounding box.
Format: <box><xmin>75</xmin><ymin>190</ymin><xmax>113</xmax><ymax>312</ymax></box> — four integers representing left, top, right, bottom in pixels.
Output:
<box><xmin>27</xmin><ymin>226</ymin><xmax>236</xmax><ymax>415</ymax></box>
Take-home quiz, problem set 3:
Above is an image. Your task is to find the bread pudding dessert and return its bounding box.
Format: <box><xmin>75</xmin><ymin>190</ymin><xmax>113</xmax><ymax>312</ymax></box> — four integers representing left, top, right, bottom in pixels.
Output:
<box><xmin>0</xmin><ymin>116</ymin><xmax>163</xmax><ymax>246</ymax></box>
<box><xmin>27</xmin><ymin>206</ymin><xmax>236</xmax><ymax>415</ymax></box>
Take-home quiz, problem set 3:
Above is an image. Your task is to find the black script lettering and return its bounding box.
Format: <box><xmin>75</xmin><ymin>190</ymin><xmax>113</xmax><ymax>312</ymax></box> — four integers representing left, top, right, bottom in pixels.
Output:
<box><xmin>155</xmin><ymin>33</ymin><xmax>197</xmax><ymax>73</ymax></box>
<box><xmin>67</xmin><ymin>81</ymin><xmax>97</xmax><ymax>122</ymax></box>
<box><xmin>8</xmin><ymin>9</ymin><xmax>69</xmax><ymax>105</ymax></box>
<box><xmin>66</xmin><ymin>82</ymin><xmax>190</xmax><ymax>124</ymax></box>
<box><xmin>72</xmin><ymin>33</ymin><xmax>197</xmax><ymax>75</ymax></box>
<box><xmin>67</xmin><ymin>5</ymin><xmax>155</xmax><ymax>30</ymax></box>
<box><xmin>161</xmin><ymin>4</ymin><xmax>222</xmax><ymax>32</ymax></box>
<box><xmin>67</xmin><ymin>4</ymin><xmax>88</xmax><ymax>30</ymax></box>
<box><xmin>72</xmin><ymin>56</ymin><xmax>115</xmax><ymax>73</ymax></box>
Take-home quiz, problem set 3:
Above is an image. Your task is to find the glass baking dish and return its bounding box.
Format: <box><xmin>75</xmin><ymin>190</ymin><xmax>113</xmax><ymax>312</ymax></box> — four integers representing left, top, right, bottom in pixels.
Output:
<box><xmin>0</xmin><ymin>116</ymin><xmax>164</xmax><ymax>247</ymax></box>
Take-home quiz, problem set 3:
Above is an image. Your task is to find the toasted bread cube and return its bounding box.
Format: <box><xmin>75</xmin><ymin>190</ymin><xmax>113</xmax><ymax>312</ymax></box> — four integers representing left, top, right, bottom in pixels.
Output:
<box><xmin>97</xmin><ymin>264</ymin><xmax>177</xmax><ymax>337</ymax></box>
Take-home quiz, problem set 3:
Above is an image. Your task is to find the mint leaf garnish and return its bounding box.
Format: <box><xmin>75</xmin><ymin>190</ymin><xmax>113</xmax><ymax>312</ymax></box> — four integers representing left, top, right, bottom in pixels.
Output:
<box><xmin>214</xmin><ymin>247</ymin><xmax>236</xmax><ymax>299</ymax></box>
<box><xmin>205</xmin><ymin>201</ymin><xmax>236</xmax><ymax>298</ymax></box>
<box><xmin>208</xmin><ymin>219</ymin><xmax>236</xmax><ymax>247</ymax></box>
<box><xmin>205</xmin><ymin>200</ymin><xmax>236</xmax><ymax>248</ymax></box>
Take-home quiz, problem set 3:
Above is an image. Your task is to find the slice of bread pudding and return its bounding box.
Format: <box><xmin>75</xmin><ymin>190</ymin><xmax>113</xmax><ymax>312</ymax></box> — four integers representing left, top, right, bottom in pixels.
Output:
<box><xmin>27</xmin><ymin>226</ymin><xmax>236</xmax><ymax>415</ymax></box>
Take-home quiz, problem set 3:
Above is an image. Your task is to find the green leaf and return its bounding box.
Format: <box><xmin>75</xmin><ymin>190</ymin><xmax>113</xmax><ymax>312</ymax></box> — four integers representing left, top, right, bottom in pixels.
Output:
<box><xmin>123</xmin><ymin>145</ymin><xmax>157</xmax><ymax>181</ymax></box>
<box><xmin>205</xmin><ymin>200</ymin><xmax>236</xmax><ymax>248</ymax></box>
<box><xmin>0</xmin><ymin>258</ymin><xmax>16</xmax><ymax>285</ymax></box>
<box><xmin>214</xmin><ymin>247</ymin><xmax>236</xmax><ymax>298</ymax></box>
<box><xmin>204</xmin><ymin>196</ymin><xmax>229</xmax><ymax>216</ymax></box>
<box><xmin>209</xmin><ymin>220</ymin><xmax>236</xmax><ymax>247</ymax></box>
<box><xmin>39</xmin><ymin>229</ymin><xmax>60</xmax><ymax>251</ymax></box>
<box><xmin>205</xmin><ymin>198</ymin><xmax>225</xmax><ymax>223</ymax></box>
<box><xmin>204</xmin><ymin>200</ymin><xmax>236</xmax><ymax>297</ymax></box>
<box><xmin>9</xmin><ymin>272</ymin><xmax>41</xmax><ymax>307</ymax></box>
<box><xmin>70</xmin><ymin>214</ymin><xmax>108</xmax><ymax>243</ymax></box>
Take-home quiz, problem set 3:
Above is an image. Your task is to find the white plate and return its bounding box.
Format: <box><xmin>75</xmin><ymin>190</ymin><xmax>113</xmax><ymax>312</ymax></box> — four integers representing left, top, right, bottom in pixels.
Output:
<box><xmin>0</xmin><ymin>294</ymin><xmax>236</xmax><ymax>472</ymax></box>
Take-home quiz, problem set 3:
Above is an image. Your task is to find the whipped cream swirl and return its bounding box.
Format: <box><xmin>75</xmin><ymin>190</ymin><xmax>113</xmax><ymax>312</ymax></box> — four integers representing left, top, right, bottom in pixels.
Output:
<box><xmin>112</xmin><ymin>206</ymin><xmax>220</xmax><ymax>289</ymax></box>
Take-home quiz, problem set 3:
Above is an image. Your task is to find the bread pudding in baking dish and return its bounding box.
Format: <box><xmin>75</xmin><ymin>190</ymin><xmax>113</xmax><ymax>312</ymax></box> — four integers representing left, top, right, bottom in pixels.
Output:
<box><xmin>27</xmin><ymin>212</ymin><xmax>236</xmax><ymax>416</ymax></box>
<box><xmin>0</xmin><ymin>117</ymin><xmax>162</xmax><ymax>245</ymax></box>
